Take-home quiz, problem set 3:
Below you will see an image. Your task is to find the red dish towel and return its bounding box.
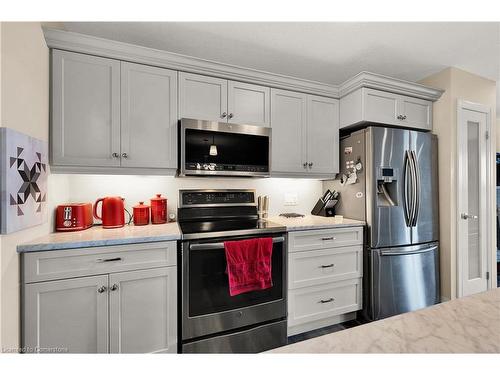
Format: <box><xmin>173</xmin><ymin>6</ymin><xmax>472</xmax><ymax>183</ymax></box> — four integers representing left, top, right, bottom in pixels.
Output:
<box><xmin>224</xmin><ymin>238</ymin><xmax>273</xmax><ymax>296</ymax></box>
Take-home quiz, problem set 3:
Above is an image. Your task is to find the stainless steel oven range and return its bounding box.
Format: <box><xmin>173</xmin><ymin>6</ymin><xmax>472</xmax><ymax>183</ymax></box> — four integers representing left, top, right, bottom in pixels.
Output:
<box><xmin>178</xmin><ymin>189</ymin><xmax>287</xmax><ymax>353</ymax></box>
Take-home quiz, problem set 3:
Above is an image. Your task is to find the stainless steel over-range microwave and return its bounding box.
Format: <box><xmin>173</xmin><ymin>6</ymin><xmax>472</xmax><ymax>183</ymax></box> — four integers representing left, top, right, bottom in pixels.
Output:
<box><xmin>178</xmin><ymin>118</ymin><xmax>272</xmax><ymax>177</ymax></box>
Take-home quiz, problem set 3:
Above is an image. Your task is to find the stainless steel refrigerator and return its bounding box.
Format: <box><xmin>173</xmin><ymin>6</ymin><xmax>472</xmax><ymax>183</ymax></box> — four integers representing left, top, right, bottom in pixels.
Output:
<box><xmin>329</xmin><ymin>126</ymin><xmax>440</xmax><ymax>320</ymax></box>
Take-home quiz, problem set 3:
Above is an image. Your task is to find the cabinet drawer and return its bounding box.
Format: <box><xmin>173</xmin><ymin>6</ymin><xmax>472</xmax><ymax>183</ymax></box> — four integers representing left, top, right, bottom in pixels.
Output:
<box><xmin>23</xmin><ymin>241</ymin><xmax>177</xmax><ymax>283</ymax></box>
<box><xmin>288</xmin><ymin>278</ymin><xmax>362</xmax><ymax>327</ymax></box>
<box><xmin>289</xmin><ymin>246</ymin><xmax>362</xmax><ymax>289</ymax></box>
<box><xmin>288</xmin><ymin>227</ymin><xmax>363</xmax><ymax>252</ymax></box>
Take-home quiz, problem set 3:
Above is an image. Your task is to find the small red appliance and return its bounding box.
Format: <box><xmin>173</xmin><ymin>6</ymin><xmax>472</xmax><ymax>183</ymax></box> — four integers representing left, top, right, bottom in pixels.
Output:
<box><xmin>55</xmin><ymin>203</ymin><xmax>93</xmax><ymax>231</ymax></box>
<box><xmin>133</xmin><ymin>202</ymin><xmax>150</xmax><ymax>226</ymax></box>
<box><xmin>93</xmin><ymin>196</ymin><xmax>125</xmax><ymax>229</ymax></box>
<box><xmin>150</xmin><ymin>194</ymin><xmax>167</xmax><ymax>224</ymax></box>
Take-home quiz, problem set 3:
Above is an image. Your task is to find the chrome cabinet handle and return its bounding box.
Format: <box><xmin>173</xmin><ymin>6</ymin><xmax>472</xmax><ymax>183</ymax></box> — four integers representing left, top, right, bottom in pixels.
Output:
<box><xmin>308</xmin><ymin>162</ymin><xmax>313</xmax><ymax>167</ymax></box>
<box><xmin>397</xmin><ymin>115</ymin><xmax>403</xmax><ymax>120</ymax></box>
<box><xmin>303</xmin><ymin>162</ymin><xmax>308</xmax><ymax>168</ymax></box>
<box><xmin>403</xmin><ymin>115</ymin><xmax>407</xmax><ymax>120</ymax></box>
<box><xmin>221</xmin><ymin>112</ymin><xmax>227</xmax><ymax>118</ymax></box>
<box><xmin>112</xmin><ymin>152</ymin><xmax>120</xmax><ymax>158</ymax></box>
<box><xmin>121</xmin><ymin>153</ymin><xmax>128</xmax><ymax>158</ymax></box>
<box><xmin>321</xmin><ymin>237</ymin><xmax>336</xmax><ymax>241</ymax></box>
<box><xmin>97</xmin><ymin>286</ymin><xmax>107</xmax><ymax>293</ymax></box>
<box><xmin>461</xmin><ymin>213</ymin><xmax>478</xmax><ymax>220</ymax></box>
<box><xmin>96</xmin><ymin>257</ymin><xmax>122</xmax><ymax>263</ymax></box>
<box><xmin>320</xmin><ymin>264</ymin><xmax>334</xmax><ymax>268</ymax></box>
<box><xmin>319</xmin><ymin>298</ymin><xmax>334</xmax><ymax>303</ymax></box>
<box><xmin>228</xmin><ymin>113</ymin><xmax>234</xmax><ymax>119</ymax></box>
<box><xmin>110</xmin><ymin>284</ymin><xmax>119</xmax><ymax>291</ymax></box>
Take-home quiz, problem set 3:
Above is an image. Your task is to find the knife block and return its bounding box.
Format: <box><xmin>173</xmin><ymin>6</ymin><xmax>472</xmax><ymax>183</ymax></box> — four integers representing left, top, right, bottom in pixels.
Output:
<box><xmin>311</xmin><ymin>198</ymin><xmax>338</xmax><ymax>217</ymax></box>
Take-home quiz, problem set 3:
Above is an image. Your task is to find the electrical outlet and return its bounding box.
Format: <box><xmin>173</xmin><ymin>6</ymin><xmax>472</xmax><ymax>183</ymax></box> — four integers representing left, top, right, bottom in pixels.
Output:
<box><xmin>284</xmin><ymin>193</ymin><xmax>298</xmax><ymax>206</ymax></box>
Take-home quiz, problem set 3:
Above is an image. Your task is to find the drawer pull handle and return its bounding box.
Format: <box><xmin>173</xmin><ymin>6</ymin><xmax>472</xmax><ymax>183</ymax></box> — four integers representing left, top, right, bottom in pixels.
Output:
<box><xmin>319</xmin><ymin>298</ymin><xmax>334</xmax><ymax>304</ymax></box>
<box><xmin>96</xmin><ymin>257</ymin><xmax>122</xmax><ymax>263</ymax></box>
<box><xmin>321</xmin><ymin>237</ymin><xmax>336</xmax><ymax>241</ymax></box>
<box><xmin>320</xmin><ymin>263</ymin><xmax>335</xmax><ymax>268</ymax></box>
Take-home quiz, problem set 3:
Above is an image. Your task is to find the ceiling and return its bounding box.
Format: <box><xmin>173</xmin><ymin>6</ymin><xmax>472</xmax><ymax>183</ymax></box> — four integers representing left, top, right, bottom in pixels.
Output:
<box><xmin>63</xmin><ymin>22</ymin><xmax>499</xmax><ymax>85</ymax></box>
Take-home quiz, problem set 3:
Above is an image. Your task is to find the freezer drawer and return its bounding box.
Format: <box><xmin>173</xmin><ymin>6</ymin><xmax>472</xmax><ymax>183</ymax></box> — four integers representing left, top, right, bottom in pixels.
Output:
<box><xmin>368</xmin><ymin>242</ymin><xmax>440</xmax><ymax>320</ymax></box>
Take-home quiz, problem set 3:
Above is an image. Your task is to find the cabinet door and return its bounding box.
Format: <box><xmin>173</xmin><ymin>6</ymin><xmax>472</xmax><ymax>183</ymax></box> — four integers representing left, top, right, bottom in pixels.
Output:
<box><xmin>362</xmin><ymin>88</ymin><xmax>399</xmax><ymax>126</ymax></box>
<box><xmin>399</xmin><ymin>96</ymin><xmax>432</xmax><ymax>130</ymax></box>
<box><xmin>121</xmin><ymin>62</ymin><xmax>178</xmax><ymax>168</ymax></box>
<box><xmin>109</xmin><ymin>267</ymin><xmax>177</xmax><ymax>353</ymax></box>
<box><xmin>270</xmin><ymin>89</ymin><xmax>307</xmax><ymax>174</ymax></box>
<box><xmin>228</xmin><ymin>81</ymin><xmax>270</xmax><ymax>126</ymax></box>
<box><xmin>24</xmin><ymin>275</ymin><xmax>109</xmax><ymax>353</ymax></box>
<box><xmin>179</xmin><ymin>72</ymin><xmax>228</xmax><ymax>122</ymax></box>
<box><xmin>306</xmin><ymin>95</ymin><xmax>339</xmax><ymax>175</ymax></box>
<box><xmin>51</xmin><ymin>50</ymin><xmax>121</xmax><ymax>167</ymax></box>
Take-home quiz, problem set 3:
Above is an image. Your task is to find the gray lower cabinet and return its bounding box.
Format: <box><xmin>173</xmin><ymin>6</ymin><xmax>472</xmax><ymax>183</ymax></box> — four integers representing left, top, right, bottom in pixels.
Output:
<box><xmin>271</xmin><ymin>89</ymin><xmax>339</xmax><ymax>177</ymax></box>
<box><xmin>22</xmin><ymin>242</ymin><xmax>177</xmax><ymax>353</ymax></box>
<box><xmin>24</xmin><ymin>275</ymin><xmax>109</xmax><ymax>353</ymax></box>
<box><xmin>109</xmin><ymin>267</ymin><xmax>177</xmax><ymax>353</ymax></box>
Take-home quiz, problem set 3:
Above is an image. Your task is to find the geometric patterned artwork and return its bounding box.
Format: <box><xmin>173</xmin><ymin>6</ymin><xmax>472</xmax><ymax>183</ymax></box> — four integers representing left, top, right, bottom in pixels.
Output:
<box><xmin>0</xmin><ymin>127</ymin><xmax>48</xmax><ymax>234</ymax></box>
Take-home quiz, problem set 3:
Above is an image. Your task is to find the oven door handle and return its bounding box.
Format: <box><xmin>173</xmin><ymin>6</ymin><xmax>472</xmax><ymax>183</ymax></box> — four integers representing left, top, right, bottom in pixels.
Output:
<box><xmin>189</xmin><ymin>236</ymin><xmax>285</xmax><ymax>251</ymax></box>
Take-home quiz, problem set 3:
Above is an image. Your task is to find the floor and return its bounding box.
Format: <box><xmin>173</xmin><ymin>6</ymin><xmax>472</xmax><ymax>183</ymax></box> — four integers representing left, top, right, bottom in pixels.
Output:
<box><xmin>287</xmin><ymin>318</ymin><xmax>368</xmax><ymax>345</ymax></box>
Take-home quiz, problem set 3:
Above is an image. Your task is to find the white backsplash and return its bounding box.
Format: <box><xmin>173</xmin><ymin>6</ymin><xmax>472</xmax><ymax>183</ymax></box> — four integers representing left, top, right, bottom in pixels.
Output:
<box><xmin>48</xmin><ymin>174</ymin><xmax>323</xmax><ymax>227</ymax></box>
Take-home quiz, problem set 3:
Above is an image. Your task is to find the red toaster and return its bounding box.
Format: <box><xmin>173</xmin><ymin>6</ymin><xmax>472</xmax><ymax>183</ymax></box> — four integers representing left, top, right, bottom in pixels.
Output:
<box><xmin>55</xmin><ymin>203</ymin><xmax>94</xmax><ymax>231</ymax></box>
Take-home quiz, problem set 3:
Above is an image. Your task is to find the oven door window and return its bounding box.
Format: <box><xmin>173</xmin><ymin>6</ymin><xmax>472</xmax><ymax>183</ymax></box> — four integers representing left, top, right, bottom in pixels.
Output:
<box><xmin>188</xmin><ymin>241</ymin><xmax>283</xmax><ymax>317</ymax></box>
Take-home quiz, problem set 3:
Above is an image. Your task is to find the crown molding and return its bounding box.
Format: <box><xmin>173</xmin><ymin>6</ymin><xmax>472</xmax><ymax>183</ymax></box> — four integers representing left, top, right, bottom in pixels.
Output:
<box><xmin>43</xmin><ymin>28</ymin><xmax>340</xmax><ymax>98</ymax></box>
<box><xmin>43</xmin><ymin>28</ymin><xmax>444</xmax><ymax>102</ymax></box>
<box><xmin>339</xmin><ymin>71</ymin><xmax>444</xmax><ymax>101</ymax></box>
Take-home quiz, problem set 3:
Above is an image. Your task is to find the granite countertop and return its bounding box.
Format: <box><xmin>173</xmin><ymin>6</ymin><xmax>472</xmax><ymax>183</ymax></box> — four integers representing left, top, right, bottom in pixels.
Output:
<box><xmin>267</xmin><ymin>215</ymin><xmax>365</xmax><ymax>231</ymax></box>
<box><xmin>17</xmin><ymin>222</ymin><xmax>181</xmax><ymax>253</ymax></box>
<box><xmin>269</xmin><ymin>289</ymin><xmax>500</xmax><ymax>353</ymax></box>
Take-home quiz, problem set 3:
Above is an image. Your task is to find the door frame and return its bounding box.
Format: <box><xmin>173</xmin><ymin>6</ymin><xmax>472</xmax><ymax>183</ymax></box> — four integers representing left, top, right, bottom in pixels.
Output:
<box><xmin>456</xmin><ymin>99</ymin><xmax>493</xmax><ymax>297</ymax></box>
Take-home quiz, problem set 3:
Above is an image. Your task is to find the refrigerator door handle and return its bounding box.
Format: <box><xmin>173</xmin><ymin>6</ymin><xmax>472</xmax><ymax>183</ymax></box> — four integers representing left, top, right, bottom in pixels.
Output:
<box><xmin>410</xmin><ymin>150</ymin><xmax>420</xmax><ymax>226</ymax></box>
<box><xmin>380</xmin><ymin>244</ymin><xmax>438</xmax><ymax>256</ymax></box>
<box><xmin>403</xmin><ymin>150</ymin><xmax>412</xmax><ymax>227</ymax></box>
<box><xmin>408</xmin><ymin>149</ymin><xmax>417</xmax><ymax>227</ymax></box>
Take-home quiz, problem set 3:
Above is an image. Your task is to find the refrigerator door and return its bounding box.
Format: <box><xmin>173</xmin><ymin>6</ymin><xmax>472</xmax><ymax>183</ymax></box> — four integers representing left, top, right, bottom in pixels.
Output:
<box><xmin>367</xmin><ymin>127</ymin><xmax>411</xmax><ymax>248</ymax></box>
<box><xmin>409</xmin><ymin>131</ymin><xmax>439</xmax><ymax>244</ymax></box>
<box><xmin>369</xmin><ymin>242</ymin><xmax>440</xmax><ymax>320</ymax></box>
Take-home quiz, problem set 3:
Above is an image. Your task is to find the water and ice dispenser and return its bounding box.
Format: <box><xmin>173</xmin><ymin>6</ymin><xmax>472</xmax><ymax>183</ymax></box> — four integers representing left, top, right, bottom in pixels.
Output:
<box><xmin>377</xmin><ymin>167</ymin><xmax>398</xmax><ymax>206</ymax></box>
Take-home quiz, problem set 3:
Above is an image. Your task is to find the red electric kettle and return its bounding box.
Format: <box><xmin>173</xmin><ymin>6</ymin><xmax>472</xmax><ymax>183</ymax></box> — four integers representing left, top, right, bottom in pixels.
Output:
<box><xmin>93</xmin><ymin>196</ymin><xmax>125</xmax><ymax>229</ymax></box>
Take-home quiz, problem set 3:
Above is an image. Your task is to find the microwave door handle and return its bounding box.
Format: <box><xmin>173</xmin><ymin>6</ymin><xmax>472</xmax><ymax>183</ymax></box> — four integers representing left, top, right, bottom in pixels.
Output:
<box><xmin>189</xmin><ymin>236</ymin><xmax>285</xmax><ymax>251</ymax></box>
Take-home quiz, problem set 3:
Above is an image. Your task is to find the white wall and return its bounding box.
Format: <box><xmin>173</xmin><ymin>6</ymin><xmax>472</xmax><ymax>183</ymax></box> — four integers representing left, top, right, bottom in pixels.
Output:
<box><xmin>0</xmin><ymin>22</ymin><xmax>52</xmax><ymax>351</ymax></box>
<box><xmin>49</xmin><ymin>174</ymin><xmax>322</xmax><ymax>226</ymax></box>
<box><xmin>419</xmin><ymin>67</ymin><xmax>497</xmax><ymax>300</ymax></box>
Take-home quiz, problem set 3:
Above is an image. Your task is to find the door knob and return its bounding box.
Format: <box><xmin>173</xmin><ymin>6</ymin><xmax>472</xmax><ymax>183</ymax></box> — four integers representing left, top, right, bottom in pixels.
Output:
<box><xmin>228</xmin><ymin>113</ymin><xmax>234</xmax><ymax>119</ymax></box>
<box><xmin>221</xmin><ymin>112</ymin><xmax>227</xmax><ymax>118</ymax></box>
<box><xmin>97</xmin><ymin>286</ymin><xmax>107</xmax><ymax>293</ymax></box>
<box><xmin>110</xmin><ymin>283</ymin><xmax>119</xmax><ymax>291</ymax></box>
<box><xmin>112</xmin><ymin>152</ymin><xmax>120</xmax><ymax>158</ymax></box>
<box><xmin>308</xmin><ymin>162</ymin><xmax>313</xmax><ymax>167</ymax></box>
<box><xmin>461</xmin><ymin>213</ymin><xmax>478</xmax><ymax>220</ymax></box>
<box><xmin>303</xmin><ymin>162</ymin><xmax>308</xmax><ymax>168</ymax></box>
<box><xmin>121</xmin><ymin>153</ymin><xmax>128</xmax><ymax>158</ymax></box>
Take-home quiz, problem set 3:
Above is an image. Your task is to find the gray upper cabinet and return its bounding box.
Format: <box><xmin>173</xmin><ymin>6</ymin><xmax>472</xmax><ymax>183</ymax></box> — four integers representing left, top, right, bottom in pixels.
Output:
<box><xmin>340</xmin><ymin>87</ymin><xmax>432</xmax><ymax>131</ymax></box>
<box><xmin>24</xmin><ymin>275</ymin><xmax>109</xmax><ymax>353</ymax></box>
<box><xmin>109</xmin><ymin>267</ymin><xmax>177</xmax><ymax>354</ymax></box>
<box><xmin>306</xmin><ymin>95</ymin><xmax>339</xmax><ymax>175</ymax></box>
<box><xmin>228</xmin><ymin>81</ymin><xmax>270</xmax><ymax>126</ymax></box>
<box><xmin>271</xmin><ymin>89</ymin><xmax>307</xmax><ymax>174</ymax></box>
<box><xmin>179</xmin><ymin>72</ymin><xmax>270</xmax><ymax>126</ymax></box>
<box><xmin>51</xmin><ymin>50</ymin><xmax>121</xmax><ymax>167</ymax></box>
<box><xmin>121</xmin><ymin>62</ymin><xmax>178</xmax><ymax>169</ymax></box>
<box><xmin>179</xmin><ymin>72</ymin><xmax>228</xmax><ymax>122</ymax></box>
<box><xmin>271</xmin><ymin>89</ymin><xmax>339</xmax><ymax>177</ymax></box>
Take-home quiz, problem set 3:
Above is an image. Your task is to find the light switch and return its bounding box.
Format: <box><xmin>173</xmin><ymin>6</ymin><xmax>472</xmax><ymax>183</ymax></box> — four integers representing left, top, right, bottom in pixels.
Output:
<box><xmin>284</xmin><ymin>193</ymin><xmax>298</xmax><ymax>206</ymax></box>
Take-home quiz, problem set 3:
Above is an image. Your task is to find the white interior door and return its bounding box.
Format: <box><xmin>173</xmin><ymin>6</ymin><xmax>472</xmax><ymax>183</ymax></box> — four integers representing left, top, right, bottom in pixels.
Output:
<box><xmin>457</xmin><ymin>101</ymin><xmax>490</xmax><ymax>297</ymax></box>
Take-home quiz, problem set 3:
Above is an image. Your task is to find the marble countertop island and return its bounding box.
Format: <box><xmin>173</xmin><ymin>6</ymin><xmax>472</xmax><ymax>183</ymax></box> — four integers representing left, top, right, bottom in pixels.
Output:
<box><xmin>270</xmin><ymin>289</ymin><xmax>500</xmax><ymax>353</ymax></box>
<box><xmin>17</xmin><ymin>222</ymin><xmax>181</xmax><ymax>253</ymax></box>
<box><xmin>267</xmin><ymin>215</ymin><xmax>365</xmax><ymax>231</ymax></box>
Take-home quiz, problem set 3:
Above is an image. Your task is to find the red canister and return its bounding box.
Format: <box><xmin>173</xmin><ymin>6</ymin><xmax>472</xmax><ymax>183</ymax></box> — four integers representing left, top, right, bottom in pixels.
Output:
<box><xmin>150</xmin><ymin>194</ymin><xmax>167</xmax><ymax>224</ymax></box>
<box><xmin>133</xmin><ymin>202</ymin><xmax>150</xmax><ymax>226</ymax></box>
